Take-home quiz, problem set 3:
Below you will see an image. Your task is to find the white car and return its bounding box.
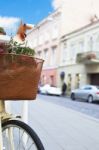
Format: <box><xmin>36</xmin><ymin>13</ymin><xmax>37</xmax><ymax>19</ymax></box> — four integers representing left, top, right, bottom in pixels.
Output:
<box><xmin>71</xmin><ymin>85</ymin><xmax>99</xmax><ymax>103</ymax></box>
<box><xmin>39</xmin><ymin>84</ymin><xmax>62</xmax><ymax>96</ymax></box>
<box><xmin>39</xmin><ymin>84</ymin><xmax>50</xmax><ymax>94</ymax></box>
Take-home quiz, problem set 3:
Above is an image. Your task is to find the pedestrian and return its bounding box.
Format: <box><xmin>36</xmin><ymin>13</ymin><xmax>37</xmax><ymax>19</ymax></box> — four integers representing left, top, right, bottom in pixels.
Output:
<box><xmin>61</xmin><ymin>82</ymin><xmax>67</xmax><ymax>96</ymax></box>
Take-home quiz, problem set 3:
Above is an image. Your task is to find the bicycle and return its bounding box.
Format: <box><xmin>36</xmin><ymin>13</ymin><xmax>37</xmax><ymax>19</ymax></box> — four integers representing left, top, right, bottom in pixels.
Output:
<box><xmin>0</xmin><ymin>100</ymin><xmax>45</xmax><ymax>150</ymax></box>
<box><xmin>0</xmin><ymin>53</ymin><xmax>45</xmax><ymax>150</ymax></box>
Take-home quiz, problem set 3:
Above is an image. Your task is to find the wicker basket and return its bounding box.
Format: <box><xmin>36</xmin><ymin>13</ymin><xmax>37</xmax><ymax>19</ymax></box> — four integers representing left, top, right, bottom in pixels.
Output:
<box><xmin>0</xmin><ymin>53</ymin><xmax>44</xmax><ymax>100</ymax></box>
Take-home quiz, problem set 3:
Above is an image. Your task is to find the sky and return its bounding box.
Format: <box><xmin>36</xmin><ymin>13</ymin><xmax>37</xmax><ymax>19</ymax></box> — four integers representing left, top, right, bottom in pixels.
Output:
<box><xmin>1</xmin><ymin>0</ymin><xmax>99</xmax><ymax>36</ymax></box>
<box><xmin>0</xmin><ymin>0</ymin><xmax>54</xmax><ymax>35</ymax></box>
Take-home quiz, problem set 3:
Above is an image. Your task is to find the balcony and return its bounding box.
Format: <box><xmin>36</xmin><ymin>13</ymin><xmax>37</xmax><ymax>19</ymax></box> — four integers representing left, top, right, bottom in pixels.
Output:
<box><xmin>76</xmin><ymin>51</ymin><xmax>99</xmax><ymax>64</ymax></box>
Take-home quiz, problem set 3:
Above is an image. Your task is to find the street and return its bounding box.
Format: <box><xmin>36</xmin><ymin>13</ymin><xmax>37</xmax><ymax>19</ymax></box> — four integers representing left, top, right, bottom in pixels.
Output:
<box><xmin>37</xmin><ymin>94</ymin><xmax>99</xmax><ymax>119</ymax></box>
<box><xmin>10</xmin><ymin>94</ymin><xmax>99</xmax><ymax>150</ymax></box>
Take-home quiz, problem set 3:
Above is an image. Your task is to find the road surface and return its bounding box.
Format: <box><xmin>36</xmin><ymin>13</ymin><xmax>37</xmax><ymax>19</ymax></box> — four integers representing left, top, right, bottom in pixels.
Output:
<box><xmin>9</xmin><ymin>95</ymin><xmax>99</xmax><ymax>150</ymax></box>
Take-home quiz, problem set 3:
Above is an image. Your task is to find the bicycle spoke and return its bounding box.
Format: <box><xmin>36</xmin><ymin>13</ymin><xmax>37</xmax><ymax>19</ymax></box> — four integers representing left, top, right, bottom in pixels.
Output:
<box><xmin>28</xmin><ymin>142</ymin><xmax>37</xmax><ymax>150</ymax></box>
<box><xmin>2</xmin><ymin>120</ymin><xmax>44</xmax><ymax>150</ymax></box>
<box><xmin>17</xmin><ymin>128</ymin><xmax>21</xmax><ymax>150</ymax></box>
<box><xmin>17</xmin><ymin>129</ymin><xmax>25</xmax><ymax>149</ymax></box>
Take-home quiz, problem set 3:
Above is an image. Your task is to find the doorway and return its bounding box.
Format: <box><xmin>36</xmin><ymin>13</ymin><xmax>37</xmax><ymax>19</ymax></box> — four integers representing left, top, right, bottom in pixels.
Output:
<box><xmin>90</xmin><ymin>74</ymin><xmax>99</xmax><ymax>85</ymax></box>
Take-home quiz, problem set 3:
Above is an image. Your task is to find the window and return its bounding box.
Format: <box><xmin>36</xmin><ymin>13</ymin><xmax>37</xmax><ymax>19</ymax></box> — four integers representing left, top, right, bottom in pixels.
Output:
<box><xmin>44</xmin><ymin>49</ymin><xmax>48</xmax><ymax>59</ymax></box>
<box><xmin>44</xmin><ymin>49</ymin><xmax>49</xmax><ymax>66</ymax></box>
<box><xmin>50</xmin><ymin>46</ymin><xmax>57</xmax><ymax>66</ymax></box>
<box><xmin>88</xmin><ymin>36</ymin><xmax>93</xmax><ymax>51</ymax></box>
<box><xmin>62</xmin><ymin>41</ymin><xmax>68</xmax><ymax>62</ymax></box>
<box><xmin>39</xmin><ymin>35</ymin><xmax>44</xmax><ymax>45</ymax></box>
<box><xmin>70</xmin><ymin>43</ymin><xmax>77</xmax><ymax>60</ymax></box>
<box><xmin>50</xmin><ymin>75</ymin><xmax>54</xmax><ymax>86</ymax></box>
<box><xmin>78</xmin><ymin>40</ymin><xmax>84</xmax><ymax>52</ymax></box>
<box><xmin>95</xmin><ymin>34</ymin><xmax>99</xmax><ymax>50</ymax></box>
<box><xmin>52</xmin><ymin>25</ymin><xmax>59</xmax><ymax>39</ymax></box>
<box><xmin>83</xmin><ymin>87</ymin><xmax>92</xmax><ymax>90</ymax></box>
<box><xmin>44</xmin><ymin>32</ymin><xmax>50</xmax><ymax>42</ymax></box>
<box><xmin>37</xmin><ymin>51</ymin><xmax>42</xmax><ymax>58</ymax></box>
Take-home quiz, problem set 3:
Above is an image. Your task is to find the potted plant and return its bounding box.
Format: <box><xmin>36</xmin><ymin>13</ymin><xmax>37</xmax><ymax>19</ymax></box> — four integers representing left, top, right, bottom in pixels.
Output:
<box><xmin>0</xmin><ymin>39</ymin><xmax>44</xmax><ymax>100</ymax></box>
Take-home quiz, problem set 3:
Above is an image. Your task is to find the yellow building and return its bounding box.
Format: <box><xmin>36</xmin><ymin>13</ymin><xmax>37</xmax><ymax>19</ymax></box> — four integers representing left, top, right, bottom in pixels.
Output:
<box><xmin>58</xmin><ymin>21</ymin><xmax>99</xmax><ymax>94</ymax></box>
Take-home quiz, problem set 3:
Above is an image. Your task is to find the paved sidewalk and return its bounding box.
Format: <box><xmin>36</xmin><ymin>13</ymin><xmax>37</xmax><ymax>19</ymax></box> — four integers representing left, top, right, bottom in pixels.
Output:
<box><xmin>27</xmin><ymin>98</ymin><xmax>99</xmax><ymax>150</ymax></box>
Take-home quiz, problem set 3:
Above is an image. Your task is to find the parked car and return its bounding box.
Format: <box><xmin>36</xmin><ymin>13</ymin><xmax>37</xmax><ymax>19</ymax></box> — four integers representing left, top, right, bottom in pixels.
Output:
<box><xmin>71</xmin><ymin>85</ymin><xmax>99</xmax><ymax>103</ymax></box>
<box><xmin>39</xmin><ymin>84</ymin><xmax>50</xmax><ymax>94</ymax></box>
<box><xmin>39</xmin><ymin>84</ymin><xmax>62</xmax><ymax>96</ymax></box>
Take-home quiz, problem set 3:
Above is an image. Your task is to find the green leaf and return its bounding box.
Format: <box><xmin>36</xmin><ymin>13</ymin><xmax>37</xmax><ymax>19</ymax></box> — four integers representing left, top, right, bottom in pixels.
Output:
<box><xmin>7</xmin><ymin>39</ymin><xmax>35</xmax><ymax>56</ymax></box>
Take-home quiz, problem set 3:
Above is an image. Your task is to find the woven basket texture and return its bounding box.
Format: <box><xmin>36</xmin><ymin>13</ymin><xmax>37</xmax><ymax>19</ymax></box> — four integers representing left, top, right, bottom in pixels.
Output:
<box><xmin>0</xmin><ymin>53</ymin><xmax>43</xmax><ymax>100</ymax></box>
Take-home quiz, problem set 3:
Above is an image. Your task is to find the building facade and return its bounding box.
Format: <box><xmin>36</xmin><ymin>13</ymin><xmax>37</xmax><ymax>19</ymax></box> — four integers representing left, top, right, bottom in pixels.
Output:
<box><xmin>58</xmin><ymin>21</ymin><xmax>99</xmax><ymax>93</ymax></box>
<box><xmin>27</xmin><ymin>9</ymin><xmax>61</xmax><ymax>86</ymax></box>
<box><xmin>53</xmin><ymin>0</ymin><xmax>99</xmax><ymax>35</ymax></box>
<box><xmin>27</xmin><ymin>0</ymin><xmax>99</xmax><ymax>91</ymax></box>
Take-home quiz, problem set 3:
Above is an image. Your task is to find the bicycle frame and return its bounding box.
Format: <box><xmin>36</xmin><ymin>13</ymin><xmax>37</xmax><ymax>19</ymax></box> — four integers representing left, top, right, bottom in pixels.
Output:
<box><xmin>0</xmin><ymin>100</ymin><xmax>30</xmax><ymax>150</ymax></box>
<box><xmin>0</xmin><ymin>100</ymin><xmax>44</xmax><ymax>150</ymax></box>
<box><xmin>0</xmin><ymin>101</ymin><xmax>6</xmax><ymax>150</ymax></box>
<box><xmin>0</xmin><ymin>100</ymin><xmax>16</xmax><ymax>150</ymax></box>
<box><xmin>0</xmin><ymin>112</ymin><xmax>3</xmax><ymax>150</ymax></box>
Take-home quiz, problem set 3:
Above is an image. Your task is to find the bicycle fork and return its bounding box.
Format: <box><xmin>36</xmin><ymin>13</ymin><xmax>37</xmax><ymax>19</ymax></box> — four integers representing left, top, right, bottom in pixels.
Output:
<box><xmin>0</xmin><ymin>101</ymin><xmax>5</xmax><ymax>150</ymax></box>
<box><xmin>0</xmin><ymin>116</ymin><xmax>3</xmax><ymax>150</ymax></box>
<box><xmin>0</xmin><ymin>101</ymin><xmax>15</xmax><ymax>150</ymax></box>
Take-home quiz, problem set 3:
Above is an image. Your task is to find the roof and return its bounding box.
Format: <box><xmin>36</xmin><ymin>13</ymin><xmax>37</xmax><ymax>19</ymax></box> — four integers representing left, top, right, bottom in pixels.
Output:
<box><xmin>61</xmin><ymin>20</ymin><xmax>99</xmax><ymax>40</ymax></box>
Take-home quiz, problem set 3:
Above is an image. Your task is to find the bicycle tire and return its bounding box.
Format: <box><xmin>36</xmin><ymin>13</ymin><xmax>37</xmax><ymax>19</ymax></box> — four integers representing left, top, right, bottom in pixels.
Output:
<box><xmin>2</xmin><ymin>119</ymin><xmax>45</xmax><ymax>150</ymax></box>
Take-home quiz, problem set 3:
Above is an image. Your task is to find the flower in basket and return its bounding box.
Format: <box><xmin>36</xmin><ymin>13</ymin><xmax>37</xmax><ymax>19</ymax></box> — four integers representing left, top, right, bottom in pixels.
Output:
<box><xmin>0</xmin><ymin>22</ymin><xmax>36</xmax><ymax>70</ymax></box>
<box><xmin>0</xmin><ymin>21</ymin><xmax>35</xmax><ymax>56</ymax></box>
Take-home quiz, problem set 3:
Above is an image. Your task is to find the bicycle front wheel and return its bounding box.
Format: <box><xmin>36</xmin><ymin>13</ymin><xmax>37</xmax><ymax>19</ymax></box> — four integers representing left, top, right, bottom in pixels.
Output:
<box><xmin>2</xmin><ymin>120</ymin><xmax>44</xmax><ymax>150</ymax></box>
